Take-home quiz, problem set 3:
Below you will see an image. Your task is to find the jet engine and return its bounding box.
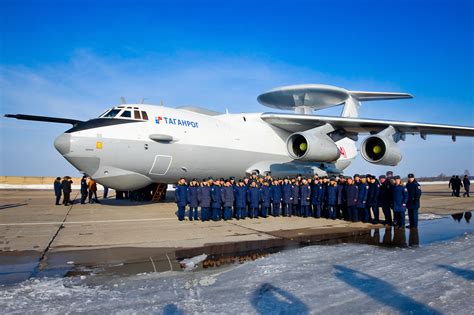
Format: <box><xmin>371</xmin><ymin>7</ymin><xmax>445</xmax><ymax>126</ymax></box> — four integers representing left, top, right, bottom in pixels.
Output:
<box><xmin>286</xmin><ymin>125</ymin><xmax>341</xmax><ymax>162</ymax></box>
<box><xmin>361</xmin><ymin>127</ymin><xmax>402</xmax><ymax>166</ymax></box>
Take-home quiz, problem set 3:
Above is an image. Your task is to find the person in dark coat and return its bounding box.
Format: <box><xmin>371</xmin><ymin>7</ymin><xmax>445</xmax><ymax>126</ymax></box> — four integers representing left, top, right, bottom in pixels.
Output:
<box><xmin>291</xmin><ymin>180</ymin><xmax>300</xmax><ymax>216</ymax></box>
<box><xmin>221</xmin><ymin>180</ymin><xmax>235</xmax><ymax>220</ymax></box>
<box><xmin>187</xmin><ymin>179</ymin><xmax>199</xmax><ymax>221</ymax></box>
<box><xmin>299</xmin><ymin>178</ymin><xmax>311</xmax><ymax>217</ymax></box>
<box><xmin>247</xmin><ymin>181</ymin><xmax>260</xmax><ymax>218</ymax></box>
<box><xmin>61</xmin><ymin>176</ymin><xmax>72</xmax><ymax>206</ymax></box>
<box><xmin>405</xmin><ymin>173</ymin><xmax>422</xmax><ymax>228</ymax></box>
<box><xmin>54</xmin><ymin>177</ymin><xmax>62</xmax><ymax>205</ymax></box>
<box><xmin>463</xmin><ymin>175</ymin><xmax>470</xmax><ymax>197</ymax></box>
<box><xmin>448</xmin><ymin>175</ymin><xmax>456</xmax><ymax>196</ymax></box>
<box><xmin>379</xmin><ymin>173</ymin><xmax>394</xmax><ymax>226</ymax></box>
<box><xmin>211</xmin><ymin>180</ymin><xmax>222</xmax><ymax>221</ymax></box>
<box><xmin>270</xmin><ymin>180</ymin><xmax>282</xmax><ymax>217</ymax></box>
<box><xmin>336</xmin><ymin>177</ymin><xmax>347</xmax><ymax>220</ymax></box>
<box><xmin>260</xmin><ymin>181</ymin><xmax>271</xmax><ymax>218</ymax></box>
<box><xmin>80</xmin><ymin>175</ymin><xmax>88</xmax><ymax>204</ymax></box>
<box><xmin>234</xmin><ymin>180</ymin><xmax>247</xmax><ymax>219</ymax></box>
<box><xmin>452</xmin><ymin>175</ymin><xmax>463</xmax><ymax>197</ymax></box>
<box><xmin>366</xmin><ymin>175</ymin><xmax>380</xmax><ymax>224</ymax></box>
<box><xmin>356</xmin><ymin>175</ymin><xmax>369</xmax><ymax>223</ymax></box>
<box><xmin>325</xmin><ymin>177</ymin><xmax>338</xmax><ymax>220</ymax></box>
<box><xmin>198</xmin><ymin>179</ymin><xmax>211</xmax><ymax>221</ymax></box>
<box><xmin>311</xmin><ymin>177</ymin><xmax>323</xmax><ymax>218</ymax></box>
<box><xmin>392</xmin><ymin>176</ymin><xmax>408</xmax><ymax>228</ymax></box>
<box><xmin>320</xmin><ymin>176</ymin><xmax>329</xmax><ymax>217</ymax></box>
<box><xmin>175</xmin><ymin>178</ymin><xmax>188</xmax><ymax>221</ymax></box>
<box><xmin>345</xmin><ymin>177</ymin><xmax>359</xmax><ymax>222</ymax></box>
<box><xmin>281</xmin><ymin>178</ymin><xmax>293</xmax><ymax>217</ymax></box>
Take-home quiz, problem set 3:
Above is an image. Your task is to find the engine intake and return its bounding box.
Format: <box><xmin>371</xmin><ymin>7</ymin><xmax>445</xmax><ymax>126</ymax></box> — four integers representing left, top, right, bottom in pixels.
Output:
<box><xmin>286</xmin><ymin>129</ymin><xmax>341</xmax><ymax>162</ymax></box>
<box><xmin>361</xmin><ymin>134</ymin><xmax>402</xmax><ymax>166</ymax></box>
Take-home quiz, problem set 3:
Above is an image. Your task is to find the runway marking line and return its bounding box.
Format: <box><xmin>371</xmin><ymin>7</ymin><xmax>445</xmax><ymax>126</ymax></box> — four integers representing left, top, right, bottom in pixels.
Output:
<box><xmin>0</xmin><ymin>218</ymin><xmax>177</xmax><ymax>226</ymax></box>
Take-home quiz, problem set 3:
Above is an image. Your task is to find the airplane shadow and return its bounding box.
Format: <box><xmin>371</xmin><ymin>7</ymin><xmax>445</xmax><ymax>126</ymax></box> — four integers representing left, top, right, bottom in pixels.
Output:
<box><xmin>333</xmin><ymin>265</ymin><xmax>441</xmax><ymax>315</ymax></box>
<box><xmin>437</xmin><ymin>264</ymin><xmax>474</xmax><ymax>281</ymax></box>
<box><xmin>250</xmin><ymin>282</ymin><xmax>310</xmax><ymax>315</ymax></box>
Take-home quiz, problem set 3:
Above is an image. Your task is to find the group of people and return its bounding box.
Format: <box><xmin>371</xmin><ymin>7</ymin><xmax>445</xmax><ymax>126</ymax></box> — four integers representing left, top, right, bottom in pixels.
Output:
<box><xmin>175</xmin><ymin>171</ymin><xmax>423</xmax><ymax>229</ymax></box>
<box><xmin>53</xmin><ymin>176</ymin><xmax>109</xmax><ymax>206</ymax></box>
<box><xmin>449</xmin><ymin>175</ymin><xmax>471</xmax><ymax>197</ymax></box>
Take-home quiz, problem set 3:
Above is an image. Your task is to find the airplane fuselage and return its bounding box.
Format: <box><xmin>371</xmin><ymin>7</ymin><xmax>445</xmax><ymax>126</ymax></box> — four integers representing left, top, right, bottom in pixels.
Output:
<box><xmin>54</xmin><ymin>104</ymin><xmax>356</xmax><ymax>190</ymax></box>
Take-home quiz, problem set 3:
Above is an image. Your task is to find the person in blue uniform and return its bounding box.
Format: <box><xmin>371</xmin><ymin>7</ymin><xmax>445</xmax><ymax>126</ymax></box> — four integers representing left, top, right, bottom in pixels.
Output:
<box><xmin>291</xmin><ymin>180</ymin><xmax>300</xmax><ymax>216</ymax></box>
<box><xmin>405</xmin><ymin>173</ymin><xmax>422</xmax><ymax>228</ymax></box>
<box><xmin>211</xmin><ymin>180</ymin><xmax>222</xmax><ymax>221</ymax></box>
<box><xmin>221</xmin><ymin>180</ymin><xmax>235</xmax><ymax>220</ymax></box>
<box><xmin>392</xmin><ymin>175</ymin><xmax>408</xmax><ymax>228</ymax></box>
<box><xmin>379</xmin><ymin>172</ymin><xmax>394</xmax><ymax>226</ymax></box>
<box><xmin>270</xmin><ymin>179</ymin><xmax>282</xmax><ymax>217</ymax></box>
<box><xmin>187</xmin><ymin>179</ymin><xmax>199</xmax><ymax>221</ymax></box>
<box><xmin>345</xmin><ymin>177</ymin><xmax>359</xmax><ymax>222</ymax></box>
<box><xmin>320</xmin><ymin>176</ymin><xmax>329</xmax><ymax>218</ymax></box>
<box><xmin>54</xmin><ymin>177</ymin><xmax>62</xmax><ymax>205</ymax></box>
<box><xmin>234</xmin><ymin>180</ymin><xmax>247</xmax><ymax>219</ymax></box>
<box><xmin>247</xmin><ymin>181</ymin><xmax>260</xmax><ymax>218</ymax></box>
<box><xmin>311</xmin><ymin>177</ymin><xmax>323</xmax><ymax>218</ymax></box>
<box><xmin>356</xmin><ymin>175</ymin><xmax>369</xmax><ymax>223</ymax></box>
<box><xmin>260</xmin><ymin>181</ymin><xmax>271</xmax><ymax>218</ymax></box>
<box><xmin>282</xmin><ymin>177</ymin><xmax>293</xmax><ymax>217</ymax></box>
<box><xmin>175</xmin><ymin>178</ymin><xmax>188</xmax><ymax>221</ymax></box>
<box><xmin>80</xmin><ymin>175</ymin><xmax>88</xmax><ymax>204</ymax></box>
<box><xmin>326</xmin><ymin>177</ymin><xmax>338</xmax><ymax>220</ymax></box>
<box><xmin>299</xmin><ymin>178</ymin><xmax>311</xmax><ymax>217</ymax></box>
<box><xmin>462</xmin><ymin>175</ymin><xmax>470</xmax><ymax>197</ymax></box>
<box><xmin>198</xmin><ymin>179</ymin><xmax>211</xmax><ymax>221</ymax></box>
<box><xmin>366</xmin><ymin>175</ymin><xmax>380</xmax><ymax>224</ymax></box>
<box><xmin>336</xmin><ymin>176</ymin><xmax>347</xmax><ymax>220</ymax></box>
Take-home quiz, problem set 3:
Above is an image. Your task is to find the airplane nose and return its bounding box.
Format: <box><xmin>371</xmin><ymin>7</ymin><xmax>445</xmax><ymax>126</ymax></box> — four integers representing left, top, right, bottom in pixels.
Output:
<box><xmin>54</xmin><ymin>133</ymin><xmax>71</xmax><ymax>155</ymax></box>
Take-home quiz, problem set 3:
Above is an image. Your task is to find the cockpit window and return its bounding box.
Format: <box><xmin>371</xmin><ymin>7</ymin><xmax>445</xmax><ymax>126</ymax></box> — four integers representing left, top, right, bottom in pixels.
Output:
<box><xmin>141</xmin><ymin>111</ymin><xmax>149</xmax><ymax>120</ymax></box>
<box><xmin>134</xmin><ymin>110</ymin><xmax>141</xmax><ymax>119</ymax></box>
<box><xmin>102</xmin><ymin>109</ymin><xmax>121</xmax><ymax>118</ymax></box>
<box><xmin>120</xmin><ymin>110</ymin><xmax>132</xmax><ymax>118</ymax></box>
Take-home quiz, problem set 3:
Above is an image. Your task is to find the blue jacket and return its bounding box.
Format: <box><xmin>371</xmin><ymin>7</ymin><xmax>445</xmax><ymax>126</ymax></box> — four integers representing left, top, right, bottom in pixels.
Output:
<box><xmin>234</xmin><ymin>186</ymin><xmax>247</xmax><ymax>208</ymax></box>
<box><xmin>198</xmin><ymin>186</ymin><xmax>211</xmax><ymax>207</ymax></box>
<box><xmin>282</xmin><ymin>184</ymin><xmax>293</xmax><ymax>204</ymax></box>
<box><xmin>392</xmin><ymin>184</ymin><xmax>408</xmax><ymax>212</ymax></box>
<box><xmin>345</xmin><ymin>184</ymin><xmax>358</xmax><ymax>207</ymax></box>
<box><xmin>211</xmin><ymin>185</ymin><xmax>222</xmax><ymax>208</ymax></box>
<box><xmin>405</xmin><ymin>181</ymin><xmax>422</xmax><ymax>209</ymax></box>
<box><xmin>367</xmin><ymin>182</ymin><xmax>380</xmax><ymax>207</ymax></box>
<box><xmin>187</xmin><ymin>186</ymin><xmax>199</xmax><ymax>208</ymax></box>
<box><xmin>270</xmin><ymin>185</ymin><xmax>282</xmax><ymax>204</ymax></box>
<box><xmin>311</xmin><ymin>183</ymin><xmax>323</xmax><ymax>205</ymax></box>
<box><xmin>325</xmin><ymin>185</ymin><xmax>338</xmax><ymax>206</ymax></box>
<box><xmin>320</xmin><ymin>184</ymin><xmax>328</xmax><ymax>205</ymax></box>
<box><xmin>356</xmin><ymin>182</ymin><xmax>369</xmax><ymax>208</ymax></box>
<box><xmin>292</xmin><ymin>185</ymin><xmax>300</xmax><ymax>205</ymax></box>
<box><xmin>247</xmin><ymin>187</ymin><xmax>260</xmax><ymax>208</ymax></box>
<box><xmin>175</xmin><ymin>184</ymin><xmax>188</xmax><ymax>206</ymax></box>
<box><xmin>379</xmin><ymin>179</ymin><xmax>393</xmax><ymax>207</ymax></box>
<box><xmin>221</xmin><ymin>186</ymin><xmax>235</xmax><ymax>207</ymax></box>
<box><xmin>300</xmin><ymin>184</ymin><xmax>311</xmax><ymax>206</ymax></box>
<box><xmin>54</xmin><ymin>180</ymin><xmax>62</xmax><ymax>196</ymax></box>
<box><xmin>80</xmin><ymin>179</ymin><xmax>88</xmax><ymax>194</ymax></box>
<box><xmin>260</xmin><ymin>185</ymin><xmax>271</xmax><ymax>207</ymax></box>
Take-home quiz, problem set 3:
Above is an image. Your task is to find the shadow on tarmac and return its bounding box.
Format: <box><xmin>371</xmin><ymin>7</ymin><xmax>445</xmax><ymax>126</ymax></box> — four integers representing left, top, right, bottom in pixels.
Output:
<box><xmin>251</xmin><ymin>282</ymin><xmax>310</xmax><ymax>315</ymax></box>
<box><xmin>437</xmin><ymin>264</ymin><xmax>474</xmax><ymax>281</ymax></box>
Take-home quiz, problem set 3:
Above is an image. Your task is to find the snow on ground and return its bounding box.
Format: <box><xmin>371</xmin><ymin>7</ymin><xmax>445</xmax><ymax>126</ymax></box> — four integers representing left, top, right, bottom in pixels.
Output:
<box><xmin>1</xmin><ymin>234</ymin><xmax>473</xmax><ymax>314</ymax></box>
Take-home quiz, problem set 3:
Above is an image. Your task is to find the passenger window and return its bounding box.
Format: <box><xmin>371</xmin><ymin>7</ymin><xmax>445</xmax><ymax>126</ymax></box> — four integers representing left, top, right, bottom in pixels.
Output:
<box><xmin>102</xmin><ymin>109</ymin><xmax>121</xmax><ymax>118</ymax></box>
<box><xmin>141</xmin><ymin>111</ymin><xmax>149</xmax><ymax>120</ymax></box>
<box><xmin>121</xmin><ymin>110</ymin><xmax>132</xmax><ymax>118</ymax></box>
<box><xmin>134</xmin><ymin>111</ymin><xmax>141</xmax><ymax>119</ymax></box>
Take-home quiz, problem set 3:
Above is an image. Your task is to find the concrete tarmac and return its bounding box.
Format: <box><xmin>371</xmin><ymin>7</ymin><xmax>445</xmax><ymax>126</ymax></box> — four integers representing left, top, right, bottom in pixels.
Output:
<box><xmin>0</xmin><ymin>184</ymin><xmax>472</xmax><ymax>283</ymax></box>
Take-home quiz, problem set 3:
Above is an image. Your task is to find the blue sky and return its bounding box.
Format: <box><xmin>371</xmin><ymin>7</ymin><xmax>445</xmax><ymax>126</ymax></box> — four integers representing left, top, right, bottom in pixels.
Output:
<box><xmin>1</xmin><ymin>0</ymin><xmax>473</xmax><ymax>177</ymax></box>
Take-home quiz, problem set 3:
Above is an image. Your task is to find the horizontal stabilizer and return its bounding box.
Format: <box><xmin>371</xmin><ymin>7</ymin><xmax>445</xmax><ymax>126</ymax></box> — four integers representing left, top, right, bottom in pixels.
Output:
<box><xmin>349</xmin><ymin>91</ymin><xmax>413</xmax><ymax>101</ymax></box>
<box><xmin>4</xmin><ymin>114</ymin><xmax>83</xmax><ymax>126</ymax></box>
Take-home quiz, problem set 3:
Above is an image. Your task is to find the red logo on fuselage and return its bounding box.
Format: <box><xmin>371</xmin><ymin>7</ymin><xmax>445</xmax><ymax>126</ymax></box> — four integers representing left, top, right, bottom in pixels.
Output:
<box><xmin>339</xmin><ymin>146</ymin><xmax>347</xmax><ymax>158</ymax></box>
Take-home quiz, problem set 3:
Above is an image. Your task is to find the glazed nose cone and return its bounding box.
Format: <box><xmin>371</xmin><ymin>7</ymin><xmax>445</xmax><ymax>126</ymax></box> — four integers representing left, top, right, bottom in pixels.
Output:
<box><xmin>54</xmin><ymin>133</ymin><xmax>71</xmax><ymax>155</ymax></box>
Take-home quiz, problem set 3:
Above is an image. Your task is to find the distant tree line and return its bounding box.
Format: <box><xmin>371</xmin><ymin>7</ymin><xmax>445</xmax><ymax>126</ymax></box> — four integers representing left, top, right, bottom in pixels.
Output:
<box><xmin>411</xmin><ymin>169</ymin><xmax>472</xmax><ymax>182</ymax></box>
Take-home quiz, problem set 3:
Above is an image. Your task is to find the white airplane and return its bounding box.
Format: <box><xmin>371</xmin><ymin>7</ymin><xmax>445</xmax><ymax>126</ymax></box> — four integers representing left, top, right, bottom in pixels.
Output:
<box><xmin>5</xmin><ymin>84</ymin><xmax>474</xmax><ymax>191</ymax></box>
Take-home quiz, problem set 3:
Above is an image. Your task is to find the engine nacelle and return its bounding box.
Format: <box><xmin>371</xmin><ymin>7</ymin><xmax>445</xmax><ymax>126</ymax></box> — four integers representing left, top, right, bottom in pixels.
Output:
<box><xmin>361</xmin><ymin>135</ymin><xmax>402</xmax><ymax>166</ymax></box>
<box><xmin>286</xmin><ymin>130</ymin><xmax>341</xmax><ymax>162</ymax></box>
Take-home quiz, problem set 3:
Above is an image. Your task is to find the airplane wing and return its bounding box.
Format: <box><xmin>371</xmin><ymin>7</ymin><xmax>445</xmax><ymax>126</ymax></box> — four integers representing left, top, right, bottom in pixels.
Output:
<box><xmin>261</xmin><ymin>112</ymin><xmax>474</xmax><ymax>138</ymax></box>
<box><xmin>4</xmin><ymin>114</ymin><xmax>83</xmax><ymax>126</ymax></box>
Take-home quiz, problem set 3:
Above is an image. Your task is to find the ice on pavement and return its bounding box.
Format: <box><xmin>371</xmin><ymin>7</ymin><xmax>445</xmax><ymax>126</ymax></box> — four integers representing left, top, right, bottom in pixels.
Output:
<box><xmin>1</xmin><ymin>234</ymin><xmax>473</xmax><ymax>314</ymax></box>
